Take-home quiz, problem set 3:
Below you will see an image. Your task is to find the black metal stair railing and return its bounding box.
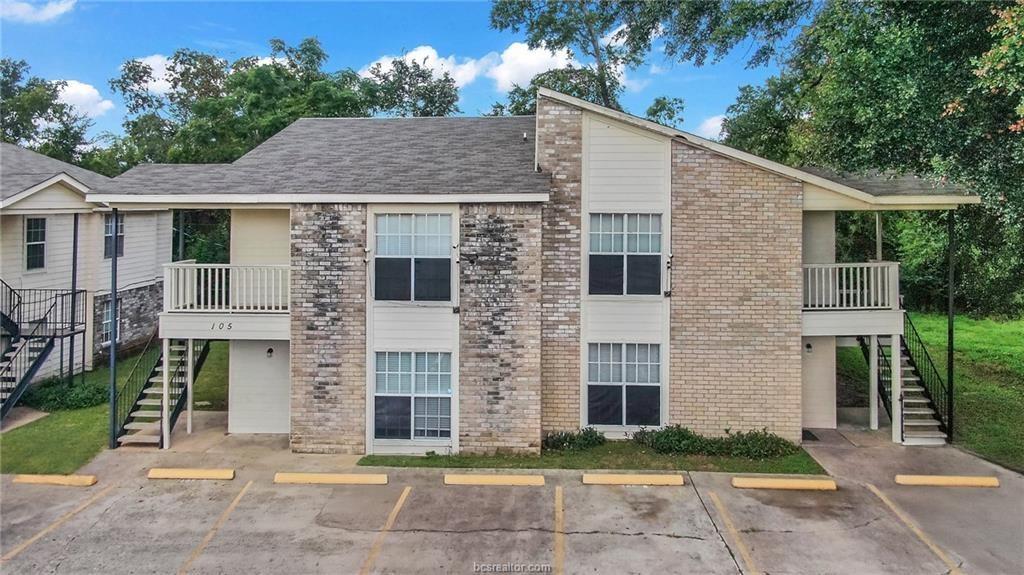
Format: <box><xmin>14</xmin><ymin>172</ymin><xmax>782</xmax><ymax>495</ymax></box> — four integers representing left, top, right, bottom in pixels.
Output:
<box><xmin>112</xmin><ymin>329</ymin><xmax>161</xmax><ymax>442</ymax></box>
<box><xmin>0</xmin><ymin>278</ymin><xmax>22</xmax><ymax>338</ymax></box>
<box><xmin>0</xmin><ymin>301</ymin><xmax>57</xmax><ymax>419</ymax></box>
<box><xmin>858</xmin><ymin>336</ymin><xmax>893</xmax><ymax>421</ymax></box>
<box><xmin>902</xmin><ymin>314</ymin><xmax>953</xmax><ymax>437</ymax></box>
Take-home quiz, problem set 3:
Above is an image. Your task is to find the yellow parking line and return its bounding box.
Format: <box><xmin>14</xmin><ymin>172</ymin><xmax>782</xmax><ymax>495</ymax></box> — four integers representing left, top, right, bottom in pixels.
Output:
<box><xmin>707</xmin><ymin>490</ymin><xmax>759</xmax><ymax>575</ymax></box>
<box><xmin>444</xmin><ymin>474</ymin><xmax>545</xmax><ymax>486</ymax></box>
<box><xmin>177</xmin><ymin>480</ymin><xmax>253</xmax><ymax>575</ymax></box>
<box><xmin>583</xmin><ymin>473</ymin><xmax>684</xmax><ymax>486</ymax></box>
<box><xmin>895</xmin><ymin>474</ymin><xmax>999</xmax><ymax>488</ymax></box>
<box><xmin>1</xmin><ymin>484</ymin><xmax>116</xmax><ymax>562</ymax></box>
<box><xmin>866</xmin><ymin>483</ymin><xmax>961</xmax><ymax>574</ymax></box>
<box><xmin>359</xmin><ymin>486</ymin><xmax>412</xmax><ymax>575</ymax></box>
<box><xmin>554</xmin><ymin>486</ymin><xmax>565</xmax><ymax>575</ymax></box>
<box><xmin>12</xmin><ymin>474</ymin><xmax>98</xmax><ymax>487</ymax></box>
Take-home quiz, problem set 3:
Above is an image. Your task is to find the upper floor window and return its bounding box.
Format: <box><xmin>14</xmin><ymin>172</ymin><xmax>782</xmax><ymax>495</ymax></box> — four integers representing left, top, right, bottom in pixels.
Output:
<box><xmin>589</xmin><ymin>213</ymin><xmax>662</xmax><ymax>295</ymax></box>
<box><xmin>25</xmin><ymin>217</ymin><xmax>46</xmax><ymax>270</ymax></box>
<box><xmin>104</xmin><ymin>213</ymin><xmax>125</xmax><ymax>259</ymax></box>
<box><xmin>374</xmin><ymin>213</ymin><xmax>451</xmax><ymax>302</ymax></box>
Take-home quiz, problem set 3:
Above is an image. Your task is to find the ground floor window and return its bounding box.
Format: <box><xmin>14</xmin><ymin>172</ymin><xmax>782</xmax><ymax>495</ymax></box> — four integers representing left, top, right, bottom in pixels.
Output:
<box><xmin>587</xmin><ymin>342</ymin><xmax>661</xmax><ymax>426</ymax></box>
<box><xmin>374</xmin><ymin>351</ymin><xmax>452</xmax><ymax>440</ymax></box>
<box><xmin>99</xmin><ymin>298</ymin><xmax>122</xmax><ymax>346</ymax></box>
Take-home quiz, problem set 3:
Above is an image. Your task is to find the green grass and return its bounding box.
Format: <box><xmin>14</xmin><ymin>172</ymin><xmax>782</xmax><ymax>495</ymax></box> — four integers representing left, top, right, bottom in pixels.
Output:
<box><xmin>0</xmin><ymin>341</ymin><xmax>229</xmax><ymax>475</ymax></box>
<box><xmin>193</xmin><ymin>341</ymin><xmax>228</xmax><ymax>410</ymax></box>
<box><xmin>909</xmin><ymin>313</ymin><xmax>1024</xmax><ymax>471</ymax></box>
<box><xmin>0</xmin><ymin>404</ymin><xmax>108</xmax><ymax>474</ymax></box>
<box><xmin>359</xmin><ymin>441</ymin><xmax>825</xmax><ymax>474</ymax></box>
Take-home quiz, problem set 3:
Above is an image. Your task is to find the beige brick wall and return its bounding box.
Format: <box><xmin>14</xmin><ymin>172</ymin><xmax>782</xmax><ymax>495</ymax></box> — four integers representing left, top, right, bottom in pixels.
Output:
<box><xmin>289</xmin><ymin>203</ymin><xmax>368</xmax><ymax>453</ymax></box>
<box><xmin>669</xmin><ymin>140</ymin><xmax>804</xmax><ymax>442</ymax></box>
<box><xmin>459</xmin><ymin>204</ymin><xmax>543</xmax><ymax>453</ymax></box>
<box><xmin>536</xmin><ymin>96</ymin><xmax>583</xmax><ymax>433</ymax></box>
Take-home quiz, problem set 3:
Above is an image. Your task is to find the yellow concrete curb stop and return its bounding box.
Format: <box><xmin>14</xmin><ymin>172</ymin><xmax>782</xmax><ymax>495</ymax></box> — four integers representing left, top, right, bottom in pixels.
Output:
<box><xmin>444</xmin><ymin>474</ymin><xmax>545</xmax><ymax>486</ymax></box>
<box><xmin>895</xmin><ymin>474</ymin><xmax>999</xmax><ymax>488</ymax></box>
<box><xmin>582</xmin><ymin>473</ymin><xmax>684</xmax><ymax>486</ymax></box>
<box><xmin>12</xmin><ymin>474</ymin><xmax>98</xmax><ymax>487</ymax></box>
<box><xmin>731</xmin><ymin>476</ymin><xmax>837</xmax><ymax>491</ymax></box>
<box><xmin>148</xmin><ymin>468</ymin><xmax>235</xmax><ymax>480</ymax></box>
<box><xmin>274</xmin><ymin>472</ymin><xmax>388</xmax><ymax>485</ymax></box>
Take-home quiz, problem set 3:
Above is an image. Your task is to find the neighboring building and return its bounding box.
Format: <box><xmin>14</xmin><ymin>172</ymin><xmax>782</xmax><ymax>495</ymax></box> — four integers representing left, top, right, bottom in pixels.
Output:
<box><xmin>1</xmin><ymin>143</ymin><xmax>171</xmax><ymax>414</ymax></box>
<box><xmin>89</xmin><ymin>89</ymin><xmax>978</xmax><ymax>451</ymax></box>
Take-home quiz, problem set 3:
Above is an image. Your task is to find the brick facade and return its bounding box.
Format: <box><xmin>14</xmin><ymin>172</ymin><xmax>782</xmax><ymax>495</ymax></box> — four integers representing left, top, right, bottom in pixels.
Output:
<box><xmin>94</xmin><ymin>281</ymin><xmax>162</xmax><ymax>359</ymax></box>
<box><xmin>669</xmin><ymin>140</ymin><xmax>804</xmax><ymax>441</ymax></box>
<box><xmin>289</xmin><ymin>204</ymin><xmax>367</xmax><ymax>453</ymax></box>
<box><xmin>459</xmin><ymin>204</ymin><xmax>543</xmax><ymax>453</ymax></box>
<box><xmin>536</xmin><ymin>97</ymin><xmax>583</xmax><ymax>432</ymax></box>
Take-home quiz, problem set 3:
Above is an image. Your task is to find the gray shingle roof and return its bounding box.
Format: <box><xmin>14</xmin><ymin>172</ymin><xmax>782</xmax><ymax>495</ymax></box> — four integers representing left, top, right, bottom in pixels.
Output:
<box><xmin>1</xmin><ymin>142</ymin><xmax>110</xmax><ymax>200</ymax></box>
<box><xmin>101</xmin><ymin>116</ymin><xmax>551</xmax><ymax>197</ymax></box>
<box><xmin>799</xmin><ymin>167</ymin><xmax>970</xmax><ymax>197</ymax></box>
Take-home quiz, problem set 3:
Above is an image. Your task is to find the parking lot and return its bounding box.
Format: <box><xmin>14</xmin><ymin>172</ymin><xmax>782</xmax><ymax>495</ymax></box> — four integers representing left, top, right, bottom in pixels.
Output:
<box><xmin>2</xmin><ymin>434</ymin><xmax>1022</xmax><ymax>574</ymax></box>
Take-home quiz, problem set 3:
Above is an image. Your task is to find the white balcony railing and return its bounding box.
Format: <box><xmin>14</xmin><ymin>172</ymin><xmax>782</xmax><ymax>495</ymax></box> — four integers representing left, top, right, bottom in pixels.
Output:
<box><xmin>802</xmin><ymin>262</ymin><xmax>900</xmax><ymax>311</ymax></box>
<box><xmin>164</xmin><ymin>262</ymin><xmax>290</xmax><ymax>313</ymax></box>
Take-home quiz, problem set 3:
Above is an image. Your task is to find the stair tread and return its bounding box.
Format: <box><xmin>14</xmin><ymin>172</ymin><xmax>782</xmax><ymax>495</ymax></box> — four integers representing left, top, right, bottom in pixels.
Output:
<box><xmin>904</xmin><ymin>419</ymin><xmax>942</xmax><ymax>426</ymax></box>
<box><xmin>904</xmin><ymin>430</ymin><xmax>947</xmax><ymax>438</ymax></box>
<box><xmin>124</xmin><ymin>421</ymin><xmax>160</xmax><ymax>430</ymax></box>
<box><xmin>904</xmin><ymin>408</ymin><xmax>936</xmax><ymax>415</ymax></box>
<box><xmin>118</xmin><ymin>434</ymin><xmax>160</xmax><ymax>444</ymax></box>
<box><xmin>130</xmin><ymin>410</ymin><xmax>162</xmax><ymax>418</ymax></box>
<box><xmin>137</xmin><ymin>399</ymin><xmax>163</xmax><ymax>406</ymax></box>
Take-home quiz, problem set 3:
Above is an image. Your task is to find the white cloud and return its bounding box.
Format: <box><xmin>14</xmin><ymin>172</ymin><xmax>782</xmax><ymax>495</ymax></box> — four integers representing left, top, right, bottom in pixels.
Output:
<box><xmin>486</xmin><ymin>42</ymin><xmax>574</xmax><ymax>92</ymax></box>
<box><xmin>58</xmin><ymin>80</ymin><xmax>114</xmax><ymax>118</ymax></box>
<box><xmin>649</xmin><ymin>63</ymin><xmax>667</xmax><ymax>75</ymax></box>
<box><xmin>0</xmin><ymin>0</ymin><xmax>75</xmax><ymax>23</ymax></box>
<box><xmin>137</xmin><ymin>54</ymin><xmax>172</xmax><ymax>95</ymax></box>
<box><xmin>360</xmin><ymin>45</ymin><xmax>499</xmax><ymax>88</ymax></box>
<box><xmin>696</xmin><ymin>114</ymin><xmax>725</xmax><ymax>140</ymax></box>
<box><xmin>600</xmin><ymin>24</ymin><xmax>627</xmax><ymax>48</ymax></box>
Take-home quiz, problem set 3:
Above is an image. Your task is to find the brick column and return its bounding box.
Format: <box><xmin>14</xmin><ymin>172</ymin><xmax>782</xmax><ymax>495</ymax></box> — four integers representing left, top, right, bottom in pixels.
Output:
<box><xmin>669</xmin><ymin>141</ymin><xmax>804</xmax><ymax>442</ymax></box>
<box><xmin>536</xmin><ymin>96</ymin><xmax>583</xmax><ymax>433</ymax></box>
<box><xmin>290</xmin><ymin>204</ymin><xmax>367</xmax><ymax>453</ymax></box>
<box><xmin>459</xmin><ymin>204</ymin><xmax>543</xmax><ymax>453</ymax></box>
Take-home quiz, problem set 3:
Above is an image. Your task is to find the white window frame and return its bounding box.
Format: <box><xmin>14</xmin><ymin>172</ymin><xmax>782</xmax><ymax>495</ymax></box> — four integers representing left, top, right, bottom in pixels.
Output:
<box><xmin>24</xmin><ymin>216</ymin><xmax>46</xmax><ymax>271</ymax></box>
<box><xmin>372</xmin><ymin>212</ymin><xmax>455</xmax><ymax>304</ymax></box>
<box><xmin>99</xmin><ymin>297</ymin><xmax>122</xmax><ymax>346</ymax></box>
<box><xmin>104</xmin><ymin>212</ymin><xmax>125</xmax><ymax>259</ymax></box>
<box><xmin>373</xmin><ymin>351</ymin><xmax>454</xmax><ymax>441</ymax></box>
<box><xmin>588</xmin><ymin>213</ymin><xmax>663</xmax><ymax>296</ymax></box>
<box><xmin>585</xmin><ymin>342</ymin><xmax>665</xmax><ymax>431</ymax></box>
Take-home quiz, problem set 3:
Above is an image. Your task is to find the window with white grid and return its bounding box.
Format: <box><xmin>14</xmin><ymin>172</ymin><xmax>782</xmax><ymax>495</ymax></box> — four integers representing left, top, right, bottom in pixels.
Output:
<box><xmin>374</xmin><ymin>351</ymin><xmax>452</xmax><ymax>440</ymax></box>
<box><xmin>589</xmin><ymin>213</ymin><xmax>662</xmax><ymax>295</ymax></box>
<box><xmin>586</xmin><ymin>342</ymin><xmax>661</xmax><ymax>427</ymax></box>
<box><xmin>104</xmin><ymin>213</ymin><xmax>124</xmax><ymax>259</ymax></box>
<box><xmin>374</xmin><ymin>213</ymin><xmax>452</xmax><ymax>301</ymax></box>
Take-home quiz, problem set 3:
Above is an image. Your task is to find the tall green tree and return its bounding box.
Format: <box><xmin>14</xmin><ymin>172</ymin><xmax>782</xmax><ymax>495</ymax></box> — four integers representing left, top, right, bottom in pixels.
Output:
<box><xmin>1</xmin><ymin>58</ymin><xmax>92</xmax><ymax>161</ymax></box>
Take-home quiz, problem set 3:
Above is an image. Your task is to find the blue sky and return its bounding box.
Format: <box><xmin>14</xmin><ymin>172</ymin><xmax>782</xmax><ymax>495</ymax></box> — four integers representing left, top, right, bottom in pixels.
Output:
<box><xmin>1</xmin><ymin>0</ymin><xmax>781</xmax><ymax>141</ymax></box>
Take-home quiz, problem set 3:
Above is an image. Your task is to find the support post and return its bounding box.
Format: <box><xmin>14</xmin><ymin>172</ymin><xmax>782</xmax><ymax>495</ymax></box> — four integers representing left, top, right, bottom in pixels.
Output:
<box><xmin>162</xmin><ymin>337</ymin><xmax>170</xmax><ymax>449</ymax></box>
<box><xmin>947</xmin><ymin>210</ymin><xmax>955</xmax><ymax>439</ymax></box>
<box><xmin>891</xmin><ymin>334</ymin><xmax>902</xmax><ymax>443</ymax></box>
<box><xmin>68</xmin><ymin>213</ymin><xmax>78</xmax><ymax>383</ymax></box>
<box><xmin>186</xmin><ymin>338</ymin><xmax>194</xmax><ymax>434</ymax></box>
<box><xmin>874</xmin><ymin>212</ymin><xmax>883</xmax><ymax>261</ymax></box>
<box><xmin>107</xmin><ymin>209</ymin><xmax>119</xmax><ymax>449</ymax></box>
<box><xmin>869</xmin><ymin>335</ymin><xmax>879</xmax><ymax>430</ymax></box>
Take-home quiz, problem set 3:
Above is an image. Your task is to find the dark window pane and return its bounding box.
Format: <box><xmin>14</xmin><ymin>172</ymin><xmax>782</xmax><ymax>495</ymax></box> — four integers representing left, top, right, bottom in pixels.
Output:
<box><xmin>26</xmin><ymin>219</ymin><xmax>45</xmax><ymax>242</ymax></box>
<box><xmin>626</xmin><ymin>386</ymin><xmax>661</xmax><ymax>426</ymax></box>
<box><xmin>588</xmin><ymin>384</ymin><xmax>623</xmax><ymax>425</ymax></box>
<box><xmin>589</xmin><ymin>255</ymin><xmax>624</xmax><ymax>295</ymax></box>
<box><xmin>116</xmin><ymin>236</ymin><xmax>124</xmax><ymax>257</ymax></box>
<box><xmin>414</xmin><ymin>258</ymin><xmax>451</xmax><ymax>301</ymax></box>
<box><xmin>374</xmin><ymin>396</ymin><xmax>411</xmax><ymax>439</ymax></box>
<box><xmin>627</xmin><ymin>255</ymin><xmax>661</xmax><ymax>295</ymax></box>
<box><xmin>104</xmin><ymin>236</ymin><xmax>113</xmax><ymax>259</ymax></box>
<box><xmin>375</xmin><ymin>258</ymin><xmax>411</xmax><ymax>300</ymax></box>
<box><xmin>26</xmin><ymin>244</ymin><xmax>44</xmax><ymax>269</ymax></box>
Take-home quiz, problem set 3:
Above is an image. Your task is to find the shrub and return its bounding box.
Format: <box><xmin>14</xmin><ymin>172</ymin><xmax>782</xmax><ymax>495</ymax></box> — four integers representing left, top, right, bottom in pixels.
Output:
<box><xmin>21</xmin><ymin>377</ymin><xmax>107</xmax><ymax>412</ymax></box>
<box><xmin>542</xmin><ymin>427</ymin><xmax>607</xmax><ymax>451</ymax></box>
<box><xmin>632</xmin><ymin>425</ymin><xmax>798</xmax><ymax>459</ymax></box>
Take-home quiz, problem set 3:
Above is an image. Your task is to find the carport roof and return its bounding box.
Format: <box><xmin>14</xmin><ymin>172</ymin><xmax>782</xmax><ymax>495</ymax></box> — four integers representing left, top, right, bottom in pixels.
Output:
<box><xmin>92</xmin><ymin>116</ymin><xmax>551</xmax><ymax>202</ymax></box>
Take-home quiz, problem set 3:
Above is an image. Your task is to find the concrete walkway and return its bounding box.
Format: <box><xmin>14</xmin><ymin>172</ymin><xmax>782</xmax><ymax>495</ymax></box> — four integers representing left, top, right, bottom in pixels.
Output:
<box><xmin>0</xmin><ymin>406</ymin><xmax>48</xmax><ymax>433</ymax></box>
<box><xmin>805</xmin><ymin>427</ymin><xmax>1024</xmax><ymax>574</ymax></box>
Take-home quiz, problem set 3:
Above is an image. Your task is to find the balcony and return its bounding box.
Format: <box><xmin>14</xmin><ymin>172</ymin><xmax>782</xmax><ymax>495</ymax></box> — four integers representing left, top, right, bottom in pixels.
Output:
<box><xmin>160</xmin><ymin>262</ymin><xmax>290</xmax><ymax>340</ymax></box>
<box><xmin>801</xmin><ymin>262</ymin><xmax>904</xmax><ymax>336</ymax></box>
